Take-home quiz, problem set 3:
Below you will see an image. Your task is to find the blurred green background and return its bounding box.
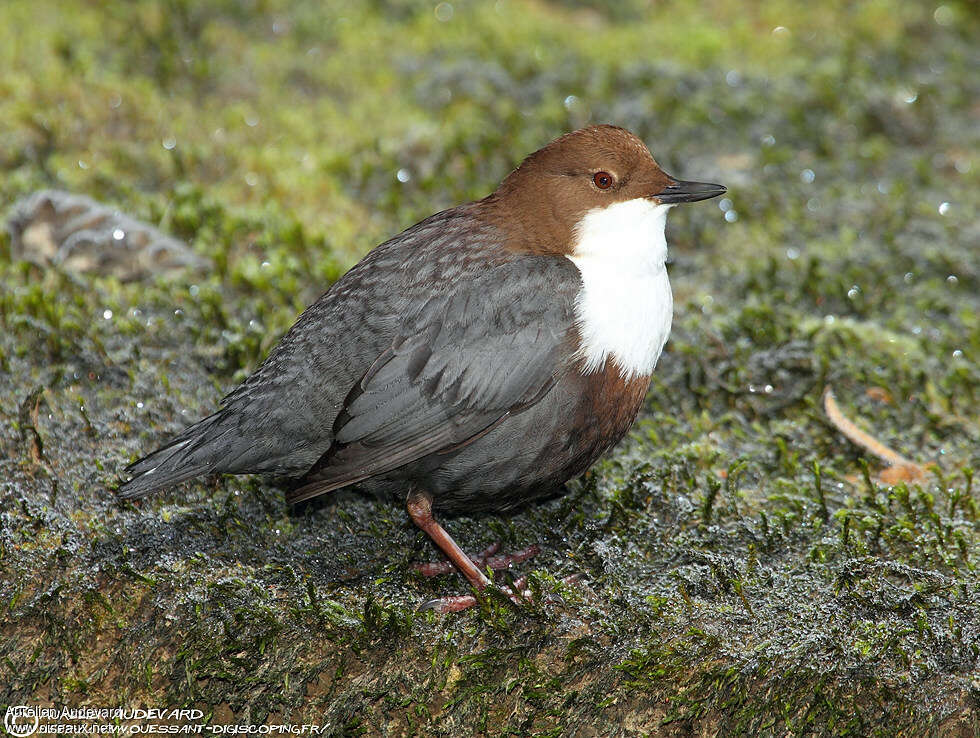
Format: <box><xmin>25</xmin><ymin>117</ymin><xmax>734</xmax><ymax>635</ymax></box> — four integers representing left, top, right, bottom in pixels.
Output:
<box><xmin>1</xmin><ymin>1</ymin><xmax>978</xmax><ymax>735</ymax></box>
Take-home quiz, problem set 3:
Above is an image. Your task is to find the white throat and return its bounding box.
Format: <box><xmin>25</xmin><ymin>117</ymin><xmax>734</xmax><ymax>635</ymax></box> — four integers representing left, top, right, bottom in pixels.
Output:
<box><xmin>566</xmin><ymin>199</ymin><xmax>674</xmax><ymax>379</ymax></box>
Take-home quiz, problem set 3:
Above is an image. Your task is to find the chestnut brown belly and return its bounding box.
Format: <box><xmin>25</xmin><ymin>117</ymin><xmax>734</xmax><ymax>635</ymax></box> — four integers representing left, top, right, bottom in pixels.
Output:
<box><xmin>370</xmin><ymin>358</ymin><xmax>651</xmax><ymax>515</ymax></box>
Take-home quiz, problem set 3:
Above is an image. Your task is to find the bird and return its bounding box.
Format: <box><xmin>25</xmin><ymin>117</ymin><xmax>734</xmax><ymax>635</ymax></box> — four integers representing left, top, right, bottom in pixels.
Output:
<box><xmin>119</xmin><ymin>125</ymin><xmax>726</xmax><ymax>611</ymax></box>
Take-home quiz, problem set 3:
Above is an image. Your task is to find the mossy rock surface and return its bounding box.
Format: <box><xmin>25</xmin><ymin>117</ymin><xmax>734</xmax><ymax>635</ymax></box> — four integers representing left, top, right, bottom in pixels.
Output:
<box><xmin>1</xmin><ymin>1</ymin><xmax>978</xmax><ymax>735</ymax></box>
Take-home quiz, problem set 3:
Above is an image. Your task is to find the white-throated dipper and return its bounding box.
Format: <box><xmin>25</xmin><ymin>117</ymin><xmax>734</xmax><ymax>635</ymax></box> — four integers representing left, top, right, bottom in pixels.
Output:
<box><xmin>119</xmin><ymin>125</ymin><xmax>725</xmax><ymax>611</ymax></box>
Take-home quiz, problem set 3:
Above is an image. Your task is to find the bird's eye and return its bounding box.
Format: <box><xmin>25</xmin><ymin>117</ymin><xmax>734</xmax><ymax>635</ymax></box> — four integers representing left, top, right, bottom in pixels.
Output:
<box><xmin>593</xmin><ymin>171</ymin><xmax>614</xmax><ymax>190</ymax></box>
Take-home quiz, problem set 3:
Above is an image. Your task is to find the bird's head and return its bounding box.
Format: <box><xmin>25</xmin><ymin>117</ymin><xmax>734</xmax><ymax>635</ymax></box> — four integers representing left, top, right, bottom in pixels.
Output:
<box><xmin>488</xmin><ymin>125</ymin><xmax>726</xmax><ymax>256</ymax></box>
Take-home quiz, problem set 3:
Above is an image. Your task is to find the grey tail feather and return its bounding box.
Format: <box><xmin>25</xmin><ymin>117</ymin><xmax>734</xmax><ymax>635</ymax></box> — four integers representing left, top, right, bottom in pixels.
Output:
<box><xmin>117</xmin><ymin>412</ymin><xmax>229</xmax><ymax>499</ymax></box>
<box><xmin>287</xmin><ymin>471</ymin><xmax>363</xmax><ymax>506</ymax></box>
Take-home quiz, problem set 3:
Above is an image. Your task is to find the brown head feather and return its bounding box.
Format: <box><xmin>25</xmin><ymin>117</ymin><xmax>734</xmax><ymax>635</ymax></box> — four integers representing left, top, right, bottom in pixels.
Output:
<box><xmin>477</xmin><ymin>125</ymin><xmax>675</xmax><ymax>255</ymax></box>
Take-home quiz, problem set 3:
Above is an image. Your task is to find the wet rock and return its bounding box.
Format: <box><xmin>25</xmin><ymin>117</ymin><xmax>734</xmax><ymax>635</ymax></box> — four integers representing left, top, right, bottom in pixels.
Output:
<box><xmin>6</xmin><ymin>190</ymin><xmax>210</xmax><ymax>281</ymax></box>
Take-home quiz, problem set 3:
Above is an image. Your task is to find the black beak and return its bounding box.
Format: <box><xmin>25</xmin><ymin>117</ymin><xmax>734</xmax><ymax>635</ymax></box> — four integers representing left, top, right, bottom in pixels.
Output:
<box><xmin>655</xmin><ymin>179</ymin><xmax>727</xmax><ymax>204</ymax></box>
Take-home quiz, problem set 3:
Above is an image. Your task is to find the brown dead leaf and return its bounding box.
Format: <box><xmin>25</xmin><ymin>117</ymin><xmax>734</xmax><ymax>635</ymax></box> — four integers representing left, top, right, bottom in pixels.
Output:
<box><xmin>823</xmin><ymin>386</ymin><xmax>926</xmax><ymax>483</ymax></box>
<box><xmin>878</xmin><ymin>464</ymin><xmax>926</xmax><ymax>485</ymax></box>
<box><xmin>865</xmin><ymin>386</ymin><xmax>893</xmax><ymax>404</ymax></box>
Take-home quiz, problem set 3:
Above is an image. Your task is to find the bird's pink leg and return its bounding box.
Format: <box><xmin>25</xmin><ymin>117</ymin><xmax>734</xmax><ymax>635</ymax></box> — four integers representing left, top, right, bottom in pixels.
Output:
<box><xmin>406</xmin><ymin>488</ymin><xmax>492</xmax><ymax>591</ymax></box>
<box><xmin>406</xmin><ymin>489</ymin><xmax>581</xmax><ymax>613</ymax></box>
<box><xmin>407</xmin><ymin>488</ymin><xmax>532</xmax><ymax>613</ymax></box>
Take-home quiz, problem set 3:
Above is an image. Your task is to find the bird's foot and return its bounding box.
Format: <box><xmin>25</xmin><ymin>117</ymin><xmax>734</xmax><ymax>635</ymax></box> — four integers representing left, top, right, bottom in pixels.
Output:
<box><xmin>419</xmin><ymin>574</ymin><xmax>581</xmax><ymax>614</ymax></box>
<box><xmin>406</xmin><ymin>488</ymin><xmax>577</xmax><ymax>614</ymax></box>
<box><xmin>413</xmin><ymin>542</ymin><xmax>541</xmax><ymax>578</ymax></box>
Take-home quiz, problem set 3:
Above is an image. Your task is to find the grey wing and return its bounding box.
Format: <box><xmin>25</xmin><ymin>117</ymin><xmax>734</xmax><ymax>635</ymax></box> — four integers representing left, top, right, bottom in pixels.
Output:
<box><xmin>117</xmin><ymin>214</ymin><xmax>450</xmax><ymax>500</ymax></box>
<box><xmin>288</xmin><ymin>257</ymin><xmax>580</xmax><ymax>503</ymax></box>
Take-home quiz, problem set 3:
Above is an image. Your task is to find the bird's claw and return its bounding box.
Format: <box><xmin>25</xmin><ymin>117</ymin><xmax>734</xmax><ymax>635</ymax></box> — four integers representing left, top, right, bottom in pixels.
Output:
<box><xmin>418</xmin><ymin>574</ymin><xmax>582</xmax><ymax>614</ymax></box>
<box><xmin>414</xmin><ymin>543</ymin><xmax>541</xmax><ymax>578</ymax></box>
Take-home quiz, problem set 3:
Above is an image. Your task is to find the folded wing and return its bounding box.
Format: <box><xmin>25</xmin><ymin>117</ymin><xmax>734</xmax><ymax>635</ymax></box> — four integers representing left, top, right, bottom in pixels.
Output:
<box><xmin>289</xmin><ymin>257</ymin><xmax>579</xmax><ymax>502</ymax></box>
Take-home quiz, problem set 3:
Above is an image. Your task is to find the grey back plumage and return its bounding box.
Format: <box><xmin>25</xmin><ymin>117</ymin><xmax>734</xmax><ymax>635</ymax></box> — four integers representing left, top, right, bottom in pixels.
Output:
<box><xmin>118</xmin><ymin>204</ymin><xmax>580</xmax><ymax>500</ymax></box>
<box><xmin>290</xmin><ymin>255</ymin><xmax>580</xmax><ymax>502</ymax></box>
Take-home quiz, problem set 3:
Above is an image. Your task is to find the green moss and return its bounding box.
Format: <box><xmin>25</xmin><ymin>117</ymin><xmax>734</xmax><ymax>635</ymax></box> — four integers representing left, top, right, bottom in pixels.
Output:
<box><xmin>1</xmin><ymin>0</ymin><xmax>979</xmax><ymax>734</ymax></box>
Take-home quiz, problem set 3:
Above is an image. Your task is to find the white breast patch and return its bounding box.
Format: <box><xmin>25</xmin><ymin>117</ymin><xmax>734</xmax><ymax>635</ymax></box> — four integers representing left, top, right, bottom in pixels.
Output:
<box><xmin>566</xmin><ymin>199</ymin><xmax>674</xmax><ymax>379</ymax></box>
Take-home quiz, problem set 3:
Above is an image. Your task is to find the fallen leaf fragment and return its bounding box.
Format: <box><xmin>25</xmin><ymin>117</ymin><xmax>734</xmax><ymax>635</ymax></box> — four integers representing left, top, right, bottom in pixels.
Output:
<box><xmin>823</xmin><ymin>386</ymin><xmax>926</xmax><ymax>483</ymax></box>
<box><xmin>865</xmin><ymin>386</ymin><xmax>893</xmax><ymax>404</ymax></box>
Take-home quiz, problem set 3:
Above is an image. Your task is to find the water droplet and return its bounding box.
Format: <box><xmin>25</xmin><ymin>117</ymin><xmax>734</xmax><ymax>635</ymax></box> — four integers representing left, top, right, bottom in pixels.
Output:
<box><xmin>244</xmin><ymin>114</ymin><xmax>259</xmax><ymax>127</ymax></box>
<box><xmin>396</xmin><ymin>168</ymin><xmax>411</xmax><ymax>183</ymax></box>
<box><xmin>764</xmin><ymin>384</ymin><xmax>774</xmax><ymax>394</ymax></box>
<box><xmin>772</xmin><ymin>26</ymin><xmax>790</xmax><ymax>36</ymax></box>
<box><xmin>938</xmin><ymin>201</ymin><xmax>950</xmax><ymax>215</ymax></box>
<box><xmin>112</xmin><ymin>228</ymin><xmax>125</xmax><ymax>241</ymax></box>
<box><xmin>261</xmin><ymin>260</ymin><xmax>271</xmax><ymax>268</ymax></box>
<box><xmin>78</xmin><ymin>160</ymin><xmax>88</xmax><ymax>169</ymax></box>
<box><xmin>952</xmin><ymin>349</ymin><xmax>963</xmax><ymax>358</ymax></box>
<box><xmin>563</xmin><ymin>94</ymin><xmax>578</xmax><ymax>109</ymax></box>
<box><xmin>824</xmin><ymin>315</ymin><xmax>836</xmax><ymax>325</ymax></box>
<box><xmin>911</xmin><ymin>325</ymin><xmax>922</xmax><ymax>335</ymax></box>
<box><xmin>724</xmin><ymin>210</ymin><xmax>738</xmax><ymax>223</ymax></box>
<box><xmin>189</xmin><ymin>284</ymin><xmax>200</xmax><ymax>297</ymax></box>
<box><xmin>806</xmin><ymin>198</ymin><xmax>819</xmax><ymax>211</ymax></box>
<box><xmin>761</xmin><ymin>134</ymin><xmax>775</xmax><ymax>147</ymax></box>
<box><xmin>946</xmin><ymin>275</ymin><xmax>958</xmax><ymax>285</ymax></box>
<box><xmin>718</xmin><ymin>198</ymin><xmax>733</xmax><ymax>212</ymax></box>
<box><xmin>245</xmin><ymin>172</ymin><xmax>259</xmax><ymax>187</ymax></box>
<box><xmin>933</xmin><ymin>5</ymin><xmax>954</xmax><ymax>26</ymax></box>
<box><xmin>103</xmin><ymin>309</ymin><xmax>113</xmax><ymax>320</ymax></box>
<box><xmin>786</xmin><ymin>247</ymin><xmax>800</xmax><ymax>260</ymax></box>
<box><xmin>435</xmin><ymin>2</ymin><xmax>453</xmax><ymax>21</ymax></box>
<box><xmin>904</xmin><ymin>272</ymin><xmax>914</xmax><ymax>283</ymax></box>
<box><xmin>162</xmin><ymin>137</ymin><xmax>176</xmax><ymax>150</ymax></box>
<box><xmin>109</xmin><ymin>93</ymin><xmax>122</xmax><ymax>109</ymax></box>
<box><xmin>877</xmin><ymin>181</ymin><xmax>890</xmax><ymax>194</ymax></box>
<box><xmin>800</xmin><ymin>168</ymin><xmax>815</xmax><ymax>184</ymax></box>
<box><xmin>136</xmin><ymin>401</ymin><xmax>144</xmax><ymax>409</ymax></box>
<box><xmin>847</xmin><ymin>286</ymin><xmax>860</xmax><ymax>299</ymax></box>
<box><xmin>725</xmin><ymin>69</ymin><xmax>741</xmax><ymax>87</ymax></box>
